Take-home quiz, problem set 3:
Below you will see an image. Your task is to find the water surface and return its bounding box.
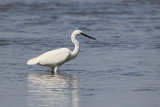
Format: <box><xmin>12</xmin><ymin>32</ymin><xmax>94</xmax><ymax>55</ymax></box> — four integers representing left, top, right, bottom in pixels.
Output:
<box><xmin>0</xmin><ymin>0</ymin><xmax>160</xmax><ymax>107</ymax></box>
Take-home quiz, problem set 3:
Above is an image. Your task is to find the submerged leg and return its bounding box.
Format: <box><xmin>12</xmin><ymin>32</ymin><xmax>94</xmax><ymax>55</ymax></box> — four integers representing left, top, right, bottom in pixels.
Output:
<box><xmin>54</xmin><ymin>66</ymin><xmax>59</xmax><ymax>73</ymax></box>
<box><xmin>51</xmin><ymin>66</ymin><xmax>59</xmax><ymax>74</ymax></box>
<box><xmin>51</xmin><ymin>67</ymin><xmax>54</xmax><ymax>72</ymax></box>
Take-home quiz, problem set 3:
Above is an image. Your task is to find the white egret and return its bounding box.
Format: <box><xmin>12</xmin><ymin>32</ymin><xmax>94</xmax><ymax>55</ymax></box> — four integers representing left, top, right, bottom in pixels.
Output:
<box><xmin>27</xmin><ymin>30</ymin><xmax>96</xmax><ymax>73</ymax></box>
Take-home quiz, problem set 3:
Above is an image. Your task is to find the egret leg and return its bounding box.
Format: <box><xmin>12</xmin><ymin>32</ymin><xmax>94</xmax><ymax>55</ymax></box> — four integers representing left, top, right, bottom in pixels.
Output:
<box><xmin>51</xmin><ymin>66</ymin><xmax>59</xmax><ymax>74</ymax></box>
<box><xmin>51</xmin><ymin>67</ymin><xmax>54</xmax><ymax>72</ymax></box>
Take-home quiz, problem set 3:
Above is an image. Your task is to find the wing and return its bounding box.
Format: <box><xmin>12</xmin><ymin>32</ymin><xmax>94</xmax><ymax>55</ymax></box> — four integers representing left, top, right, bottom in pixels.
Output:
<box><xmin>30</xmin><ymin>48</ymin><xmax>71</xmax><ymax>67</ymax></box>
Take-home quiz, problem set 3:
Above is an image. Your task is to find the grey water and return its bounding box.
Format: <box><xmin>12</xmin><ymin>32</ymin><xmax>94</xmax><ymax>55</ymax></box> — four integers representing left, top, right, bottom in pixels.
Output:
<box><xmin>0</xmin><ymin>0</ymin><xmax>160</xmax><ymax>107</ymax></box>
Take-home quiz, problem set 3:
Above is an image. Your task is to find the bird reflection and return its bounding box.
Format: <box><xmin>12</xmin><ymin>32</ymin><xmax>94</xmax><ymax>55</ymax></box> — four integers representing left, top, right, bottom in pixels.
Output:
<box><xmin>27</xmin><ymin>73</ymin><xmax>79</xmax><ymax>107</ymax></box>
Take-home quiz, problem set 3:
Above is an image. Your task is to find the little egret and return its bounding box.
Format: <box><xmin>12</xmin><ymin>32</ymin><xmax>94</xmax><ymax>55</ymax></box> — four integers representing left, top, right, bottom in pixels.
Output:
<box><xmin>27</xmin><ymin>30</ymin><xmax>96</xmax><ymax>73</ymax></box>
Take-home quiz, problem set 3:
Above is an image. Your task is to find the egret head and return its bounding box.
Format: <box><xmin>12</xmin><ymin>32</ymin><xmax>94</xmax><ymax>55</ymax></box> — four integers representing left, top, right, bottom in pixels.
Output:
<box><xmin>72</xmin><ymin>30</ymin><xmax>96</xmax><ymax>40</ymax></box>
<box><xmin>73</xmin><ymin>30</ymin><xmax>82</xmax><ymax>35</ymax></box>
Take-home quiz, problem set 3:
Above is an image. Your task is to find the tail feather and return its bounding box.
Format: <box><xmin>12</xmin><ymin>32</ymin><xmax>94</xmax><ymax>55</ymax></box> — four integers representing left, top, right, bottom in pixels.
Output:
<box><xmin>27</xmin><ymin>57</ymin><xmax>38</xmax><ymax>65</ymax></box>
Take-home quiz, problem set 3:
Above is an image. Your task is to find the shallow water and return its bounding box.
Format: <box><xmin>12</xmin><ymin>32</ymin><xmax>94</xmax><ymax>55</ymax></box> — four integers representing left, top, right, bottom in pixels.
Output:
<box><xmin>0</xmin><ymin>0</ymin><xmax>160</xmax><ymax>107</ymax></box>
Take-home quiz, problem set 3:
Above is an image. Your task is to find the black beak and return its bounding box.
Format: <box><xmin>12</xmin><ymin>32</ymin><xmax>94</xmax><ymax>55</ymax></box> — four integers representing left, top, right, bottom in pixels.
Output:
<box><xmin>81</xmin><ymin>32</ymin><xmax>96</xmax><ymax>40</ymax></box>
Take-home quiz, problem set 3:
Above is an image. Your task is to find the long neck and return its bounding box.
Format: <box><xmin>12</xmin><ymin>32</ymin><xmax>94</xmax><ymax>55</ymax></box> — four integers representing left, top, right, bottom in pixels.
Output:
<box><xmin>71</xmin><ymin>33</ymin><xmax>80</xmax><ymax>58</ymax></box>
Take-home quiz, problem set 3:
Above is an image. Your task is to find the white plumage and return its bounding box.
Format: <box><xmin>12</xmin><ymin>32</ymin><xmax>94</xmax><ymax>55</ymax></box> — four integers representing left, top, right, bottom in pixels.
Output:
<box><xmin>27</xmin><ymin>30</ymin><xmax>95</xmax><ymax>73</ymax></box>
<box><xmin>27</xmin><ymin>48</ymin><xmax>70</xmax><ymax>66</ymax></box>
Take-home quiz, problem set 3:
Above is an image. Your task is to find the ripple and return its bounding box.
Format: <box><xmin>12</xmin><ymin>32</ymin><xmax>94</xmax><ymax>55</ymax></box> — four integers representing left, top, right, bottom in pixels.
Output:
<box><xmin>121</xmin><ymin>72</ymin><xmax>144</xmax><ymax>77</ymax></box>
<box><xmin>0</xmin><ymin>39</ymin><xmax>10</xmax><ymax>46</ymax></box>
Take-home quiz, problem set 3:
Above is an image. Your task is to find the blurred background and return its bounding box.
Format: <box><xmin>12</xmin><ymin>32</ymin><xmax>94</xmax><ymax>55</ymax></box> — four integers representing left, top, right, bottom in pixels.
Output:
<box><xmin>0</xmin><ymin>0</ymin><xmax>160</xmax><ymax>107</ymax></box>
